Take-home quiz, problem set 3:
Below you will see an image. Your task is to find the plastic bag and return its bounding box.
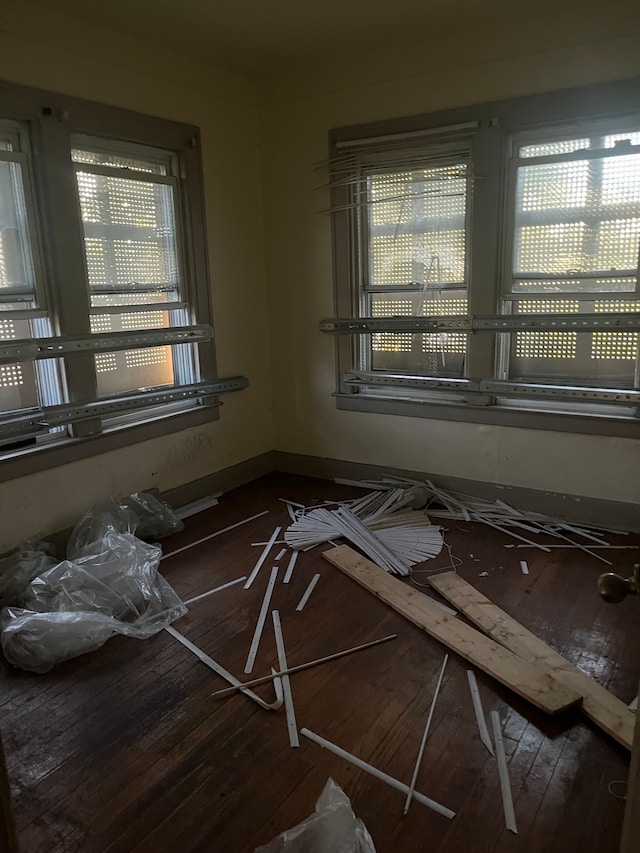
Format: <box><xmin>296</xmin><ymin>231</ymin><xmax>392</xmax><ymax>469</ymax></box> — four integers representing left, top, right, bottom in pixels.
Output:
<box><xmin>0</xmin><ymin>543</ymin><xmax>58</xmax><ymax>607</ymax></box>
<box><xmin>67</xmin><ymin>492</ymin><xmax>184</xmax><ymax>556</ymax></box>
<box><xmin>255</xmin><ymin>779</ymin><xmax>376</xmax><ymax>853</ymax></box>
<box><xmin>1</xmin><ymin>530</ymin><xmax>186</xmax><ymax>673</ymax></box>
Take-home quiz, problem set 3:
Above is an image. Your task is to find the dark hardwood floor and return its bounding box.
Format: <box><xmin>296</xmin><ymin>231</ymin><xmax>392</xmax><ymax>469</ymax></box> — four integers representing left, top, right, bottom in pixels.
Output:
<box><xmin>1</xmin><ymin>473</ymin><xmax>638</xmax><ymax>852</ymax></box>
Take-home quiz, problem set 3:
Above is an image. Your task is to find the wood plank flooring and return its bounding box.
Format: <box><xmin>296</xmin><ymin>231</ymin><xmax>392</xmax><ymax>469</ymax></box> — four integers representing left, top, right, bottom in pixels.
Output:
<box><xmin>0</xmin><ymin>472</ymin><xmax>638</xmax><ymax>852</ymax></box>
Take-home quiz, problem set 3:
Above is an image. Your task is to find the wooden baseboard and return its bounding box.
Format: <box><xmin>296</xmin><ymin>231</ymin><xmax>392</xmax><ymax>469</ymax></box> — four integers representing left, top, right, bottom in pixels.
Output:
<box><xmin>272</xmin><ymin>451</ymin><xmax>640</xmax><ymax>533</ymax></box>
<box><xmin>161</xmin><ymin>451</ymin><xmax>277</xmax><ymax>508</ymax></box>
<box><xmin>22</xmin><ymin>448</ymin><xmax>639</xmax><ymax>557</ymax></box>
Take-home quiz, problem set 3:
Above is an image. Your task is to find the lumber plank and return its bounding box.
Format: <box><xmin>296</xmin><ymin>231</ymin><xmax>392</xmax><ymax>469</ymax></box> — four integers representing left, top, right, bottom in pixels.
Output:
<box><xmin>322</xmin><ymin>546</ymin><xmax>582</xmax><ymax>715</ymax></box>
<box><xmin>428</xmin><ymin>571</ymin><xmax>635</xmax><ymax>750</ymax></box>
<box><xmin>621</xmin><ymin>681</ymin><xmax>640</xmax><ymax>852</ymax></box>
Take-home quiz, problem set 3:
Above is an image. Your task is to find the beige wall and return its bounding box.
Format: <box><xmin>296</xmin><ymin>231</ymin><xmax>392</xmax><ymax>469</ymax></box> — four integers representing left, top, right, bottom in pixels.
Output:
<box><xmin>0</xmin><ymin>1</ymin><xmax>273</xmax><ymax>549</ymax></box>
<box><xmin>1</xmin><ymin>0</ymin><xmax>640</xmax><ymax>550</ymax></box>
<box><xmin>258</xmin><ymin>2</ymin><xmax>640</xmax><ymax>506</ymax></box>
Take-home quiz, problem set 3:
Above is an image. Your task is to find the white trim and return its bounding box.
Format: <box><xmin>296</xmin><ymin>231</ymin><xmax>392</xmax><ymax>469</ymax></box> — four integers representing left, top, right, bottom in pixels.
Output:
<box><xmin>467</xmin><ymin>670</ymin><xmax>494</xmax><ymax>756</ymax></box>
<box><xmin>210</xmin><ymin>633</ymin><xmax>397</xmax><ymax>699</ymax></box>
<box><xmin>296</xmin><ymin>574</ymin><xmax>320</xmax><ymax>611</ymax></box>
<box><xmin>272</xmin><ymin>610</ymin><xmax>299</xmax><ymax>748</ymax></box>
<box><xmin>244</xmin><ymin>526</ymin><xmax>282</xmax><ymax>589</ymax></box>
<box><xmin>183</xmin><ymin>576</ymin><xmax>246</xmax><ymax>606</ymax></box>
<box><xmin>403</xmin><ymin>654</ymin><xmax>448</xmax><ymax>815</ymax></box>
<box><xmin>491</xmin><ymin>711</ymin><xmax>518</xmax><ymax>835</ymax></box>
<box><xmin>283</xmin><ymin>550</ymin><xmax>298</xmax><ymax>584</ymax></box>
<box><xmin>163</xmin><ymin>625</ymin><xmax>283</xmax><ymax>712</ymax></box>
<box><xmin>300</xmin><ymin>728</ymin><xmax>455</xmax><ymax>819</ymax></box>
<box><xmin>244</xmin><ymin>566</ymin><xmax>279</xmax><ymax>674</ymax></box>
<box><xmin>162</xmin><ymin>510</ymin><xmax>269</xmax><ymax>560</ymax></box>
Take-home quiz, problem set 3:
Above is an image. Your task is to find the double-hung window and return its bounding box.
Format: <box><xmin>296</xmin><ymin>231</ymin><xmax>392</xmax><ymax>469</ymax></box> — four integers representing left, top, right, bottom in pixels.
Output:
<box><xmin>326</xmin><ymin>78</ymin><xmax>640</xmax><ymax>434</ymax></box>
<box><xmin>74</xmin><ymin>139</ymin><xmax>193</xmax><ymax>398</ymax></box>
<box><xmin>502</xmin><ymin>127</ymin><xmax>640</xmax><ymax>394</ymax></box>
<box><xmin>364</xmin><ymin>147</ymin><xmax>470</xmax><ymax>379</ymax></box>
<box><xmin>0</xmin><ymin>81</ymin><xmax>246</xmax><ymax>473</ymax></box>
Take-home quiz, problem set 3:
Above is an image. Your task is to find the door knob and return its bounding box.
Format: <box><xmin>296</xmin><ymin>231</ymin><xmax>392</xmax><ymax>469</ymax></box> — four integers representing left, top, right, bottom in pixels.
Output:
<box><xmin>598</xmin><ymin>564</ymin><xmax>640</xmax><ymax>603</ymax></box>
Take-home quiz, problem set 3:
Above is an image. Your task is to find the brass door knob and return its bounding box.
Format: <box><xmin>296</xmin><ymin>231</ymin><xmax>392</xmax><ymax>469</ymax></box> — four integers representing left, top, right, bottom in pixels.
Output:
<box><xmin>598</xmin><ymin>564</ymin><xmax>640</xmax><ymax>603</ymax></box>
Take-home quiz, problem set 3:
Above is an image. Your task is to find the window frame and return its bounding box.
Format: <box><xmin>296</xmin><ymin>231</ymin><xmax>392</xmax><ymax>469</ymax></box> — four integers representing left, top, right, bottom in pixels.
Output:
<box><xmin>0</xmin><ymin>80</ymin><xmax>227</xmax><ymax>482</ymax></box>
<box><xmin>498</xmin><ymin>119</ymin><xmax>640</xmax><ymax>393</ymax></box>
<box><xmin>328</xmin><ymin>76</ymin><xmax>640</xmax><ymax>437</ymax></box>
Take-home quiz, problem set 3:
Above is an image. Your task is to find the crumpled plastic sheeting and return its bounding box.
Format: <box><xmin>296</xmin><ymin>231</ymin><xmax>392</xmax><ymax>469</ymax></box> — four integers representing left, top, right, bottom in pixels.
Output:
<box><xmin>255</xmin><ymin>779</ymin><xmax>376</xmax><ymax>853</ymax></box>
<box><xmin>1</xmin><ymin>524</ymin><xmax>186</xmax><ymax>673</ymax></box>
<box><xmin>67</xmin><ymin>492</ymin><xmax>184</xmax><ymax>556</ymax></box>
<box><xmin>0</xmin><ymin>543</ymin><xmax>57</xmax><ymax>607</ymax></box>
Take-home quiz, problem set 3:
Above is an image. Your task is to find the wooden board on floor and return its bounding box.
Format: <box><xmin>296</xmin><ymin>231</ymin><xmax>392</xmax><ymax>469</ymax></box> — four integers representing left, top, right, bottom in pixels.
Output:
<box><xmin>322</xmin><ymin>545</ymin><xmax>583</xmax><ymax>716</ymax></box>
<box><xmin>621</xmin><ymin>681</ymin><xmax>640</xmax><ymax>852</ymax></box>
<box><xmin>428</xmin><ymin>571</ymin><xmax>635</xmax><ymax>750</ymax></box>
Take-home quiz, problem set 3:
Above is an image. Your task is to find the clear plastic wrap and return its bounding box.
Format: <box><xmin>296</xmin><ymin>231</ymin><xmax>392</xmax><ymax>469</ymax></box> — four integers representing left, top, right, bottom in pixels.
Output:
<box><xmin>1</xmin><ymin>528</ymin><xmax>186</xmax><ymax>673</ymax></box>
<box><xmin>67</xmin><ymin>492</ymin><xmax>184</xmax><ymax>556</ymax></box>
<box><xmin>0</xmin><ymin>543</ymin><xmax>58</xmax><ymax>607</ymax></box>
<box><xmin>255</xmin><ymin>779</ymin><xmax>376</xmax><ymax>853</ymax></box>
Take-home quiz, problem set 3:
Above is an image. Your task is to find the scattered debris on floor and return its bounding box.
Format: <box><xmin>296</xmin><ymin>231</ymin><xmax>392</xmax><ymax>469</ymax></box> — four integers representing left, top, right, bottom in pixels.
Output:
<box><xmin>0</xmin><ymin>493</ymin><xmax>186</xmax><ymax>672</ymax></box>
<box><xmin>403</xmin><ymin>653</ymin><xmax>448</xmax><ymax>815</ymax></box>
<box><xmin>323</xmin><ymin>476</ymin><xmax>639</xmax><ymax>567</ymax></box>
<box><xmin>2</xmin><ymin>475</ymin><xmax>637</xmax><ymax>851</ymax></box>
<box><xmin>300</xmin><ymin>728</ymin><xmax>455</xmax><ymax>820</ymax></box>
<box><xmin>284</xmin><ymin>490</ymin><xmax>443</xmax><ymax>574</ymax></box>
<box><xmin>255</xmin><ymin>778</ymin><xmax>376</xmax><ymax>853</ymax></box>
<box><xmin>175</xmin><ymin>494</ymin><xmax>220</xmax><ymax>521</ymax></box>
<box><xmin>426</xmin><ymin>570</ymin><xmax>636</xmax><ymax>748</ymax></box>
<box><xmin>491</xmin><ymin>710</ymin><xmax>518</xmax><ymax>834</ymax></box>
<box><xmin>323</xmin><ymin>545</ymin><xmax>581</xmax><ymax>716</ymax></box>
<box><xmin>211</xmin><ymin>633</ymin><xmax>397</xmax><ymax>699</ymax></box>
<box><xmin>296</xmin><ymin>573</ymin><xmax>320</xmax><ymax>611</ymax></box>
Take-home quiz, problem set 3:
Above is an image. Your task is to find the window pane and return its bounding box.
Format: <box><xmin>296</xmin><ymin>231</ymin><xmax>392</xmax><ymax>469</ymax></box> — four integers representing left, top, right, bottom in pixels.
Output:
<box><xmin>513</xmin><ymin>152</ymin><xmax>640</xmax><ymax>277</ymax></box>
<box><xmin>592</xmin><ymin>299</ymin><xmax>639</xmax><ymax>364</ymax></box>
<box><xmin>509</xmin><ymin>128</ymin><xmax>640</xmax><ymax>387</ymax></box>
<box><xmin>369</xmin><ymin>290</ymin><xmax>466</xmax><ymax>376</ymax></box>
<box><xmin>0</xmin><ymin>316</ymin><xmax>63</xmax><ymax>413</ymax></box>
<box><xmin>519</xmin><ymin>139</ymin><xmax>590</xmax><ymax>158</ymax></box>
<box><xmin>422</xmin><ymin>294</ymin><xmax>468</xmax><ymax>359</ymax></box>
<box><xmin>367</xmin><ymin>164</ymin><xmax>467</xmax><ymax>287</ymax></box>
<box><xmin>75</xmin><ymin>172</ymin><xmax>179</xmax><ymax>295</ymax></box>
<box><xmin>71</xmin><ymin>148</ymin><xmax>167</xmax><ymax>175</ymax></box>
<box><xmin>508</xmin><ymin>297</ymin><xmax>637</xmax><ymax>384</ymax></box>
<box><xmin>90</xmin><ymin>309</ymin><xmax>179</xmax><ymax>396</ymax></box>
<box><xmin>0</xmin><ymin>160</ymin><xmax>37</xmax><ymax>296</ymax></box>
<box><xmin>518</xmin><ymin>160</ymin><xmax>588</xmax><ymax>211</ymax></box>
<box><xmin>94</xmin><ymin>346</ymin><xmax>174</xmax><ymax>396</ymax></box>
<box><xmin>90</xmin><ymin>291</ymin><xmax>179</xmax><ymax>307</ymax></box>
<box><xmin>604</xmin><ymin>132</ymin><xmax>640</xmax><ymax>148</ymax></box>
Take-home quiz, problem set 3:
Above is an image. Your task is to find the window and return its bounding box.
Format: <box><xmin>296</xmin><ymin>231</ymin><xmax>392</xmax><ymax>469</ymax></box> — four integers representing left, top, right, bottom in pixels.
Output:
<box><xmin>0</xmin><ymin>81</ymin><xmax>246</xmax><ymax>472</ymax></box>
<box><xmin>365</xmin><ymin>158</ymin><xmax>470</xmax><ymax>377</ymax></box>
<box><xmin>326</xmin><ymin>78</ymin><xmax>640</xmax><ymax>435</ymax></box>
<box><xmin>503</xmin><ymin>129</ymin><xmax>640</xmax><ymax>389</ymax></box>
<box><xmin>73</xmin><ymin>139</ymin><xmax>192</xmax><ymax>397</ymax></box>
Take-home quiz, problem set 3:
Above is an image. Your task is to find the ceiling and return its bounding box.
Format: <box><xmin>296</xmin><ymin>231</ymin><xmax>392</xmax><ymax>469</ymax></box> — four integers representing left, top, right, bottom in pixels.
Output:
<box><xmin>36</xmin><ymin>0</ymin><xmax>610</xmax><ymax>77</ymax></box>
